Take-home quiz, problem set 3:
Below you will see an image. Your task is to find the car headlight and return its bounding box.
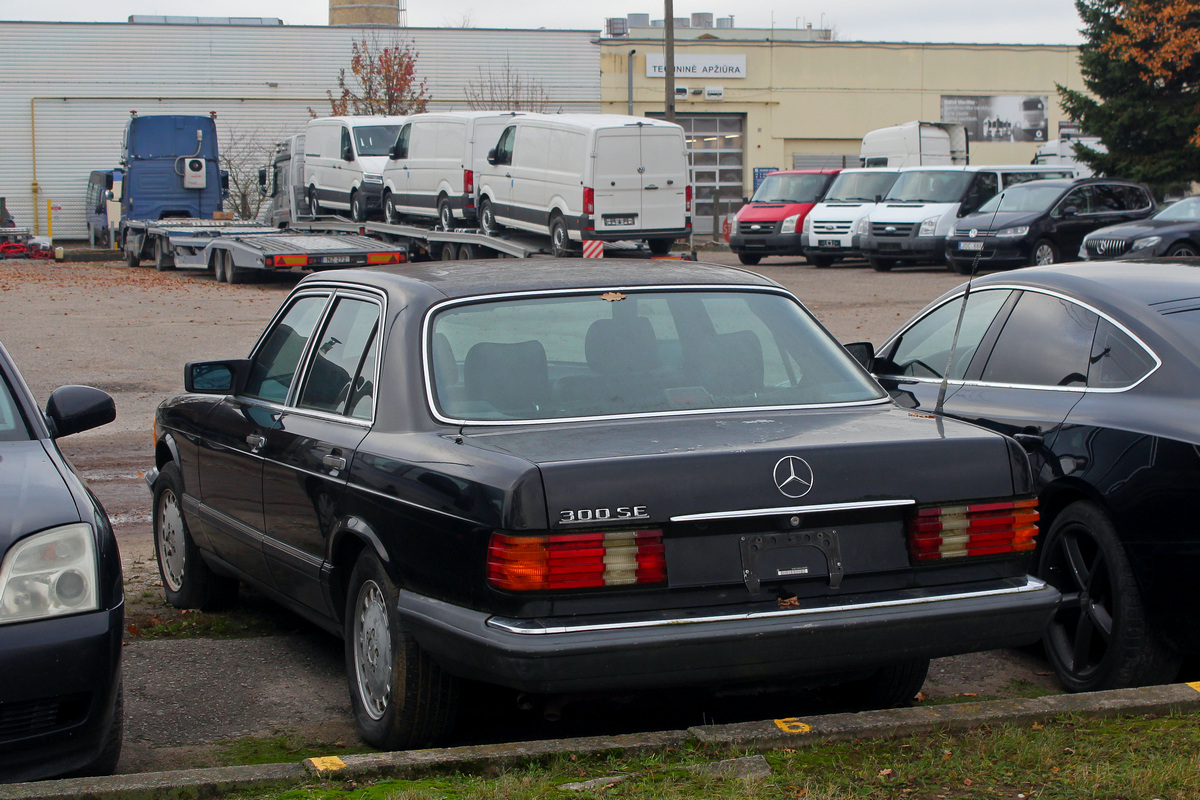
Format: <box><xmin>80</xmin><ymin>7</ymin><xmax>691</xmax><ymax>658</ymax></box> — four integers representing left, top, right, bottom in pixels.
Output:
<box><xmin>1131</xmin><ymin>236</ymin><xmax>1161</xmax><ymax>251</ymax></box>
<box><xmin>996</xmin><ymin>226</ymin><xmax>1030</xmax><ymax>238</ymax></box>
<box><xmin>363</xmin><ymin>173</ymin><xmax>384</xmax><ymax>184</ymax></box>
<box><xmin>0</xmin><ymin>523</ymin><xmax>99</xmax><ymax>625</ymax></box>
<box><xmin>918</xmin><ymin>216</ymin><xmax>941</xmax><ymax>237</ymax></box>
<box><xmin>855</xmin><ymin>216</ymin><xmax>871</xmax><ymax>236</ymax></box>
<box><xmin>781</xmin><ymin>214</ymin><xmax>802</xmax><ymax>234</ymax></box>
<box><xmin>802</xmin><ymin>214</ymin><xmax>813</xmax><ymax>235</ymax></box>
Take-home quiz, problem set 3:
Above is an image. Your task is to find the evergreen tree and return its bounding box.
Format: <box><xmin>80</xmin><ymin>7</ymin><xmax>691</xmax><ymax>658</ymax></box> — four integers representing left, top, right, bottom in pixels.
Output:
<box><xmin>1059</xmin><ymin>0</ymin><xmax>1200</xmax><ymax>194</ymax></box>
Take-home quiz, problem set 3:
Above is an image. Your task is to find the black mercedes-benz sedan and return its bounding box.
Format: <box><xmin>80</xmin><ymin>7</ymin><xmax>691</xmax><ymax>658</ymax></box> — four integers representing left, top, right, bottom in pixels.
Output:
<box><xmin>1081</xmin><ymin>195</ymin><xmax>1200</xmax><ymax>260</ymax></box>
<box><xmin>867</xmin><ymin>260</ymin><xmax>1200</xmax><ymax>694</ymax></box>
<box><xmin>147</xmin><ymin>259</ymin><xmax>1058</xmax><ymax>750</ymax></box>
<box><xmin>0</xmin><ymin>342</ymin><xmax>122</xmax><ymax>783</ymax></box>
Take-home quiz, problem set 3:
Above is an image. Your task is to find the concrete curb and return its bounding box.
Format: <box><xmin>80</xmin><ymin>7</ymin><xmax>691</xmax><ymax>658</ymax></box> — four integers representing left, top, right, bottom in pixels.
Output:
<box><xmin>5</xmin><ymin>682</ymin><xmax>1199</xmax><ymax>799</ymax></box>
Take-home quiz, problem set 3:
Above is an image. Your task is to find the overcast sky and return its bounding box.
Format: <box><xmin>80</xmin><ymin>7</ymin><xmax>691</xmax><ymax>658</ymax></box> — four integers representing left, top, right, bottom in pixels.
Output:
<box><xmin>0</xmin><ymin>1</ymin><xmax>1086</xmax><ymax>45</ymax></box>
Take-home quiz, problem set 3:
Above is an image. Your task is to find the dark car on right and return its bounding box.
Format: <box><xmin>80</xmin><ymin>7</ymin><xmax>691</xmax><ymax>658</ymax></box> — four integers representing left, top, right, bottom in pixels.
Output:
<box><xmin>1081</xmin><ymin>195</ymin><xmax>1200</xmax><ymax>260</ymax></box>
<box><xmin>945</xmin><ymin>178</ymin><xmax>1155</xmax><ymax>274</ymax></box>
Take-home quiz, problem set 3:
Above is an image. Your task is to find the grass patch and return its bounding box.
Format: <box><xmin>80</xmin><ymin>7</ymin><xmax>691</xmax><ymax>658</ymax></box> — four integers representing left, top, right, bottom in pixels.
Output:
<box><xmin>225</xmin><ymin>711</ymin><xmax>1200</xmax><ymax>800</ymax></box>
<box><xmin>124</xmin><ymin>583</ymin><xmax>310</xmax><ymax>639</ymax></box>
<box><xmin>217</xmin><ymin>734</ymin><xmax>377</xmax><ymax>767</ymax></box>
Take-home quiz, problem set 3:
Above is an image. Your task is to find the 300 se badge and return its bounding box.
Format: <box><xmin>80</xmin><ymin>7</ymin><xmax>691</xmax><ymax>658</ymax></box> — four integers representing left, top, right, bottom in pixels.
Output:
<box><xmin>559</xmin><ymin>506</ymin><xmax>649</xmax><ymax>524</ymax></box>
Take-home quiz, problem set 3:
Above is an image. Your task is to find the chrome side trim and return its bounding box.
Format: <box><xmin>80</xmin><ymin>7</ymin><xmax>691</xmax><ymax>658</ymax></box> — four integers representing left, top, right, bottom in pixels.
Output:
<box><xmin>486</xmin><ymin>577</ymin><xmax>1050</xmax><ymax>636</ymax></box>
<box><xmin>670</xmin><ymin>498</ymin><xmax>915</xmax><ymax>523</ymax></box>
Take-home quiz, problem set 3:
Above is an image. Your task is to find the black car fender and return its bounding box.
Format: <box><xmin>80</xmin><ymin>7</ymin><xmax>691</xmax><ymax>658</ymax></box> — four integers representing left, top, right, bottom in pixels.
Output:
<box><xmin>323</xmin><ymin>514</ymin><xmax>394</xmax><ymax>622</ymax></box>
<box><xmin>155</xmin><ymin>431</ymin><xmax>183</xmax><ymax>474</ymax></box>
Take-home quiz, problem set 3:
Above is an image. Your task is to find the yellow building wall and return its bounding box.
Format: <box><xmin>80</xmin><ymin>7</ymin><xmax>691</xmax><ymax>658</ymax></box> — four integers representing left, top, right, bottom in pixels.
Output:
<box><xmin>601</xmin><ymin>39</ymin><xmax>1083</xmax><ymax>195</ymax></box>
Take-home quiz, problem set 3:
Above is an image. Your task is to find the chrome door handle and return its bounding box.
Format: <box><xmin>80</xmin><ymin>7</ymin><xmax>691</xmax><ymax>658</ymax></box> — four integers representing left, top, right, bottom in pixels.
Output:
<box><xmin>245</xmin><ymin>434</ymin><xmax>266</xmax><ymax>450</ymax></box>
<box><xmin>323</xmin><ymin>454</ymin><xmax>347</xmax><ymax>471</ymax></box>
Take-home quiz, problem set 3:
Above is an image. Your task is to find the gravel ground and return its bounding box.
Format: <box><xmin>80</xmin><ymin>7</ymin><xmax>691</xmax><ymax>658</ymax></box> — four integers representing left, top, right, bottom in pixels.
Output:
<box><xmin>0</xmin><ymin>251</ymin><xmax>1061</xmax><ymax>774</ymax></box>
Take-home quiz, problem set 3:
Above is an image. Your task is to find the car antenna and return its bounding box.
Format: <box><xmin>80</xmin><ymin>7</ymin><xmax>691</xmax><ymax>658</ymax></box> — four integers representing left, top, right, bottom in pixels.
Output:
<box><xmin>934</xmin><ymin>190</ymin><xmax>1007</xmax><ymax>415</ymax></box>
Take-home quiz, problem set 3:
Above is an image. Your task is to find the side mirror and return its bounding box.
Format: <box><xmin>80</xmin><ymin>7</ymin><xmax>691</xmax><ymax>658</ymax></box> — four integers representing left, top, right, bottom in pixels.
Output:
<box><xmin>1062</xmin><ymin>205</ymin><xmax>1078</xmax><ymax>217</ymax></box>
<box><xmin>258</xmin><ymin>168</ymin><xmax>267</xmax><ymax>188</ymax></box>
<box><xmin>486</xmin><ymin>148</ymin><xmax>498</xmax><ymax>166</ymax></box>
<box><xmin>104</xmin><ymin>189</ymin><xmax>115</xmax><ymax>201</ymax></box>
<box><xmin>45</xmin><ymin>385</ymin><xmax>115</xmax><ymax>438</ymax></box>
<box><xmin>185</xmin><ymin>359</ymin><xmax>249</xmax><ymax>394</ymax></box>
<box><xmin>388</xmin><ymin>145</ymin><xmax>399</xmax><ymax>160</ymax></box>
<box><xmin>843</xmin><ymin>342</ymin><xmax>875</xmax><ymax>371</ymax></box>
<box><xmin>342</xmin><ymin>145</ymin><xmax>355</xmax><ymax>162</ymax></box>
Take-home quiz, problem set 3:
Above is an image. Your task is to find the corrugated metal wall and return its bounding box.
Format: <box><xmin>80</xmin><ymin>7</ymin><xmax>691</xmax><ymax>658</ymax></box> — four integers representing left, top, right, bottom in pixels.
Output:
<box><xmin>0</xmin><ymin>22</ymin><xmax>601</xmax><ymax>238</ymax></box>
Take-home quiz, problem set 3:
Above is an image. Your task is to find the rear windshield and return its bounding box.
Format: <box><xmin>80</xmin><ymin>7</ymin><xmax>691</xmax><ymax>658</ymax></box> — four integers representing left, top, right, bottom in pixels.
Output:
<box><xmin>428</xmin><ymin>289</ymin><xmax>885</xmax><ymax>422</ymax></box>
<box><xmin>353</xmin><ymin>125</ymin><xmax>401</xmax><ymax>157</ymax></box>
<box><xmin>977</xmin><ymin>183</ymin><xmax>1066</xmax><ymax>214</ymax></box>
<box><xmin>823</xmin><ymin>171</ymin><xmax>899</xmax><ymax>203</ymax></box>
<box><xmin>886</xmin><ymin>171</ymin><xmax>973</xmax><ymax>203</ymax></box>
<box><xmin>750</xmin><ymin>174</ymin><xmax>832</xmax><ymax>204</ymax></box>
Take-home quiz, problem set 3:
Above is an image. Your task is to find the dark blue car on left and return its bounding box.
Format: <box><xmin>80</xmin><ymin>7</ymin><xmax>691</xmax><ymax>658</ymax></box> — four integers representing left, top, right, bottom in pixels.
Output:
<box><xmin>0</xmin><ymin>341</ymin><xmax>122</xmax><ymax>783</ymax></box>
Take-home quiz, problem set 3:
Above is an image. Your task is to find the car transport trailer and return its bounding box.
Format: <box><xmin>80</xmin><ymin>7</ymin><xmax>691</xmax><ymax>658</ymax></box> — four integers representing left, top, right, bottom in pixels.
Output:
<box><xmin>122</xmin><ymin>218</ymin><xmax>407</xmax><ymax>283</ymax></box>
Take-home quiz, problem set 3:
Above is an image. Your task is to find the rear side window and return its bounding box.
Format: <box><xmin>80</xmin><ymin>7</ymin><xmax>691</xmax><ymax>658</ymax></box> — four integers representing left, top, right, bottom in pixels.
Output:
<box><xmin>1088</xmin><ymin>319</ymin><xmax>1156</xmax><ymax>388</ymax></box>
<box><xmin>981</xmin><ymin>292</ymin><xmax>1098</xmax><ymax>387</ymax></box>
<box><xmin>244</xmin><ymin>294</ymin><xmax>330</xmax><ymax>403</ymax></box>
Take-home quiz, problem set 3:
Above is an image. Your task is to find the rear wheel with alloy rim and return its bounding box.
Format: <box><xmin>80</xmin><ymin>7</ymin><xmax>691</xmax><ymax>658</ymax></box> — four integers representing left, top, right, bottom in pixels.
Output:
<box><xmin>345</xmin><ymin>551</ymin><xmax>459</xmax><ymax>749</ymax></box>
<box><xmin>439</xmin><ymin>198</ymin><xmax>455</xmax><ymax>231</ymax></box>
<box><xmin>1038</xmin><ymin>500</ymin><xmax>1180</xmax><ymax>692</ymax></box>
<box><xmin>480</xmin><ymin>197</ymin><xmax>501</xmax><ymax>235</ymax></box>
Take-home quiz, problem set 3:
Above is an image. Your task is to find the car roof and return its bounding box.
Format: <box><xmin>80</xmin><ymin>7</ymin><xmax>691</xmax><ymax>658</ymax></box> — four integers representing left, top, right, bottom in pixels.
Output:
<box><xmin>1002</xmin><ymin>177</ymin><xmax>1145</xmax><ymax>190</ymax></box>
<box><xmin>766</xmin><ymin>169</ymin><xmax>841</xmax><ymax>175</ymax></box>
<box><xmin>973</xmin><ymin>260</ymin><xmax>1200</xmax><ymax>309</ymax></box>
<box><xmin>296</xmin><ymin>258</ymin><xmax>783</xmax><ymax>303</ymax></box>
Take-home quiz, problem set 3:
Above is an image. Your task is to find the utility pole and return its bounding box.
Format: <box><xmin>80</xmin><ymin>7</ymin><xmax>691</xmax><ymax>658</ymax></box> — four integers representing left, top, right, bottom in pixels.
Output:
<box><xmin>664</xmin><ymin>0</ymin><xmax>676</xmax><ymax>122</ymax></box>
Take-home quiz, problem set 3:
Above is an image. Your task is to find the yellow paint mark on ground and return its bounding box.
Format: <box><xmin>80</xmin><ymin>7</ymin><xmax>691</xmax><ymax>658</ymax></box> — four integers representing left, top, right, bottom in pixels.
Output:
<box><xmin>774</xmin><ymin>717</ymin><xmax>813</xmax><ymax>734</ymax></box>
<box><xmin>307</xmin><ymin>756</ymin><xmax>347</xmax><ymax>772</ymax></box>
<box><xmin>1187</xmin><ymin>681</ymin><xmax>1200</xmax><ymax>693</ymax></box>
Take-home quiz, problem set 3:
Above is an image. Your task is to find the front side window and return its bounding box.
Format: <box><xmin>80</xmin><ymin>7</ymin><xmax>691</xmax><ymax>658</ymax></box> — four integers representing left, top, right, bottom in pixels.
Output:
<box><xmin>244</xmin><ymin>294</ymin><xmax>329</xmax><ymax>403</ymax></box>
<box><xmin>493</xmin><ymin>126</ymin><xmax>515</xmax><ymax>166</ymax></box>
<box><xmin>981</xmin><ymin>292</ymin><xmax>1098</xmax><ymax>387</ymax></box>
<box><xmin>978</xmin><ymin>184</ymin><xmax>1065</xmax><ymax>214</ymax></box>
<box><xmin>428</xmin><ymin>290</ymin><xmax>884</xmax><ymax>421</ymax></box>
<box><xmin>0</xmin><ymin>371</ymin><xmax>32</xmax><ymax>442</ymax></box>
<box><xmin>297</xmin><ymin>296</ymin><xmax>381</xmax><ymax>417</ymax></box>
<box><xmin>880</xmin><ymin>289</ymin><xmax>1012</xmax><ymax>380</ymax></box>
<box><xmin>393</xmin><ymin>123</ymin><xmax>411</xmax><ymax>159</ymax></box>
<box><xmin>1055</xmin><ymin>186</ymin><xmax>1093</xmax><ymax>216</ymax></box>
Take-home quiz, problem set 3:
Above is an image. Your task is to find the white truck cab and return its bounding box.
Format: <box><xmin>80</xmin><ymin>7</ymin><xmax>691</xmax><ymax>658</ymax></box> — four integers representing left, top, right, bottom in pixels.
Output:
<box><xmin>801</xmin><ymin>168</ymin><xmax>900</xmax><ymax>266</ymax></box>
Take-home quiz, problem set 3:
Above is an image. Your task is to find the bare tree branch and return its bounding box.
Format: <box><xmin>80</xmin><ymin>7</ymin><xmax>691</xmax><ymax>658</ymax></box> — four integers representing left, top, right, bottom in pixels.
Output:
<box><xmin>464</xmin><ymin>56</ymin><xmax>550</xmax><ymax>112</ymax></box>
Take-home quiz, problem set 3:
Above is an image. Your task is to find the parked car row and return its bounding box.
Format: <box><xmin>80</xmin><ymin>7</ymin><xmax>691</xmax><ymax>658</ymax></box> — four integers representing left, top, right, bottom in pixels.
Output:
<box><xmin>302</xmin><ymin>112</ymin><xmax>692</xmax><ymax>256</ymax></box>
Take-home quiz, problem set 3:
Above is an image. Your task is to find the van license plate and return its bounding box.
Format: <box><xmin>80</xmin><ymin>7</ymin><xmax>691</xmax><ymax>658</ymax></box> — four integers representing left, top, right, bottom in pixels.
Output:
<box><xmin>818</xmin><ymin>239</ymin><xmax>841</xmax><ymax>248</ymax></box>
<box><xmin>319</xmin><ymin>255</ymin><xmax>353</xmax><ymax>264</ymax></box>
<box><xmin>604</xmin><ymin>215</ymin><xmax>637</xmax><ymax>226</ymax></box>
<box><xmin>958</xmin><ymin>241</ymin><xmax>984</xmax><ymax>251</ymax></box>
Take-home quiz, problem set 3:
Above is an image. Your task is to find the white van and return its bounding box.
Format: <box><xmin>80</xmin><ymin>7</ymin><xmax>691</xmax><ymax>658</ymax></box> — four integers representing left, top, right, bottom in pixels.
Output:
<box><xmin>857</xmin><ymin>165</ymin><xmax>1077</xmax><ymax>271</ymax></box>
<box><xmin>1033</xmin><ymin>136</ymin><xmax>1105</xmax><ymax>177</ymax></box>
<box><xmin>258</xmin><ymin>134</ymin><xmax>305</xmax><ymax>228</ymax></box>
<box><xmin>381</xmin><ymin>111</ymin><xmax>522</xmax><ymax>230</ymax></box>
<box><xmin>304</xmin><ymin>115</ymin><xmax>407</xmax><ymax>221</ymax></box>
<box><xmin>860</xmin><ymin>121</ymin><xmax>969</xmax><ymax>168</ymax></box>
<box><xmin>476</xmin><ymin>114</ymin><xmax>691</xmax><ymax>256</ymax></box>
<box><xmin>801</xmin><ymin>168</ymin><xmax>900</xmax><ymax>267</ymax></box>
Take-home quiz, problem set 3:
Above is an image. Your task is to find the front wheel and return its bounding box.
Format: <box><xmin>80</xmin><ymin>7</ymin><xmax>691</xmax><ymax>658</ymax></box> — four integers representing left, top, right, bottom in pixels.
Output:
<box><xmin>351</xmin><ymin>191</ymin><xmax>366</xmax><ymax>223</ymax></box>
<box><xmin>123</xmin><ymin>232</ymin><xmax>140</xmax><ymax>268</ymax></box>
<box><xmin>1038</xmin><ymin>500</ymin><xmax>1180</xmax><ymax>692</ymax></box>
<box><xmin>1030</xmin><ymin>238</ymin><xmax>1058</xmax><ymax>266</ymax></box>
<box><xmin>550</xmin><ymin>214</ymin><xmax>573</xmax><ymax>258</ymax></box>
<box><xmin>383</xmin><ymin>191</ymin><xmax>399</xmax><ymax>225</ymax></box>
<box><xmin>736</xmin><ymin>252</ymin><xmax>762</xmax><ymax>266</ymax></box>
<box><xmin>345</xmin><ymin>552</ymin><xmax>459</xmax><ymax>750</ymax></box>
<box><xmin>153</xmin><ymin>462</ymin><xmax>239</xmax><ymax>610</ymax></box>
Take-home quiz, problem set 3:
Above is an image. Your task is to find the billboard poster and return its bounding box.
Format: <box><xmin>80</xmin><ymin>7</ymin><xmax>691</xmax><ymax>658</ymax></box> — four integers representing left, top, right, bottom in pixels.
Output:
<box><xmin>940</xmin><ymin>95</ymin><xmax>1050</xmax><ymax>143</ymax></box>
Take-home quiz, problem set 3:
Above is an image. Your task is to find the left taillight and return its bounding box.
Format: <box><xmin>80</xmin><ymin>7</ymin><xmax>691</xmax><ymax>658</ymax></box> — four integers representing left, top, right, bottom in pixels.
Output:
<box><xmin>487</xmin><ymin>529</ymin><xmax>666</xmax><ymax>591</ymax></box>
<box><xmin>907</xmin><ymin>498</ymin><xmax>1039</xmax><ymax>562</ymax></box>
<box><xmin>463</xmin><ymin>168</ymin><xmax>474</xmax><ymax>194</ymax></box>
<box><xmin>686</xmin><ymin>184</ymin><xmax>692</xmax><ymax>213</ymax></box>
<box><xmin>583</xmin><ymin>187</ymin><xmax>595</xmax><ymax>215</ymax></box>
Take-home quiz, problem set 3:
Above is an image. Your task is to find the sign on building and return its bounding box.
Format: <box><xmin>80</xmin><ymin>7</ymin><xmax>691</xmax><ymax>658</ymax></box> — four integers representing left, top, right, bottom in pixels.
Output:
<box><xmin>941</xmin><ymin>95</ymin><xmax>1050</xmax><ymax>143</ymax></box>
<box><xmin>646</xmin><ymin>54</ymin><xmax>747</xmax><ymax>79</ymax></box>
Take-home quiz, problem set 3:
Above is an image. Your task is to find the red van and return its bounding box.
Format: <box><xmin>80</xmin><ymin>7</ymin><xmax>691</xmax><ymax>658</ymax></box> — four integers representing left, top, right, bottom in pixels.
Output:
<box><xmin>729</xmin><ymin>169</ymin><xmax>840</xmax><ymax>265</ymax></box>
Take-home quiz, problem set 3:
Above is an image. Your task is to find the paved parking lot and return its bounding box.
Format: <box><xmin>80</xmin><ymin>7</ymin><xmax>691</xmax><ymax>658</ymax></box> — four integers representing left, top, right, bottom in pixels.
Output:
<box><xmin>0</xmin><ymin>252</ymin><xmax>1062</xmax><ymax>774</ymax></box>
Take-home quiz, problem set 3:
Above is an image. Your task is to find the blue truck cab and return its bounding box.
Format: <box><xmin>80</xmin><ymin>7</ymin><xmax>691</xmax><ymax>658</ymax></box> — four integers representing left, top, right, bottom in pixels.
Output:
<box><xmin>119</xmin><ymin>113</ymin><xmax>225</xmax><ymax>222</ymax></box>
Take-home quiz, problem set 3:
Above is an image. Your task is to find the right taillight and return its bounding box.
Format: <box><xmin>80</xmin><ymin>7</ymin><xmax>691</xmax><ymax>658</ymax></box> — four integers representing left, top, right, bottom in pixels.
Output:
<box><xmin>906</xmin><ymin>498</ymin><xmax>1039</xmax><ymax>562</ymax></box>
<box><xmin>487</xmin><ymin>529</ymin><xmax>666</xmax><ymax>591</ymax></box>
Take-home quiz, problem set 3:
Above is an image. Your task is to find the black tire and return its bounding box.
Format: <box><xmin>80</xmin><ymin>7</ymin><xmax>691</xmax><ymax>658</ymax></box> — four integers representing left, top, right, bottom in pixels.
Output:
<box><xmin>807</xmin><ymin>254</ymin><xmax>835</xmax><ymax>268</ymax></box>
<box><xmin>457</xmin><ymin>243</ymin><xmax>476</xmax><ymax>260</ymax></box>
<box><xmin>1165</xmin><ymin>241</ymin><xmax>1199</xmax><ymax>258</ymax></box>
<box><xmin>1029</xmin><ymin>238</ymin><xmax>1058</xmax><ymax>266</ymax></box>
<box><xmin>153</xmin><ymin>462</ymin><xmax>239</xmax><ymax>611</ymax></box>
<box><xmin>344</xmin><ymin>551</ymin><xmax>459</xmax><ymax>750</ymax></box>
<box><xmin>225</xmin><ymin>250</ymin><xmax>244</xmax><ymax>284</ymax></box>
<box><xmin>153</xmin><ymin>237</ymin><xmax>174</xmax><ymax>271</ymax></box>
<box><xmin>351</xmin><ymin>190</ymin><xmax>366</xmax><ymax>223</ymax></box>
<box><xmin>736</xmin><ymin>252</ymin><xmax>761</xmax><ymax>266</ymax></box>
<box><xmin>647</xmin><ymin>237</ymin><xmax>674</xmax><ymax>256</ymax></box>
<box><xmin>550</xmin><ymin>213</ymin><xmax>573</xmax><ymax>258</ymax></box>
<box><xmin>480</xmin><ymin>197</ymin><xmax>501</xmax><ymax>236</ymax></box>
<box><xmin>123</xmin><ymin>233</ymin><xmax>140</xmax><ymax>268</ymax></box>
<box><xmin>308</xmin><ymin>187</ymin><xmax>323</xmax><ymax>217</ymax></box>
<box><xmin>838</xmin><ymin>658</ymin><xmax>929</xmax><ymax>710</ymax></box>
<box><xmin>439</xmin><ymin>243</ymin><xmax>456</xmax><ymax>261</ymax></box>
<box><xmin>868</xmin><ymin>257</ymin><xmax>896</xmax><ymax>272</ymax></box>
<box><xmin>1038</xmin><ymin>500</ymin><xmax>1181</xmax><ymax>692</ymax></box>
<box><xmin>210</xmin><ymin>250</ymin><xmax>225</xmax><ymax>283</ymax></box>
<box><xmin>438</xmin><ymin>197</ymin><xmax>455</xmax><ymax>231</ymax></box>
<box><xmin>950</xmin><ymin>258</ymin><xmax>974</xmax><ymax>276</ymax></box>
<box><xmin>383</xmin><ymin>191</ymin><xmax>399</xmax><ymax>225</ymax></box>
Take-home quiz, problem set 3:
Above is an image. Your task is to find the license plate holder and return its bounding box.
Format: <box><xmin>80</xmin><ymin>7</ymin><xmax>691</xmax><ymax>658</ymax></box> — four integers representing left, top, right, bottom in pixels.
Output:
<box><xmin>739</xmin><ymin>529</ymin><xmax>843</xmax><ymax>592</ymax></box>
<box><xmin>603</xmin><ymin>215</ymin><xmax>637</xmax><ymax>226</ymax></box>
<box><xmin>818</xmin><ymin>239</ymin><xmax>841</xmax><ymax>248</ymax></box>
<box><xmin>959</xmin><ymin>241</ymin><xmax>984</xmax><ymax>251</ymax></box>
<box><xmin>318</xmin><ymin>255</ymin><xmax>353</xmax><ymax>264</ymax></box>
